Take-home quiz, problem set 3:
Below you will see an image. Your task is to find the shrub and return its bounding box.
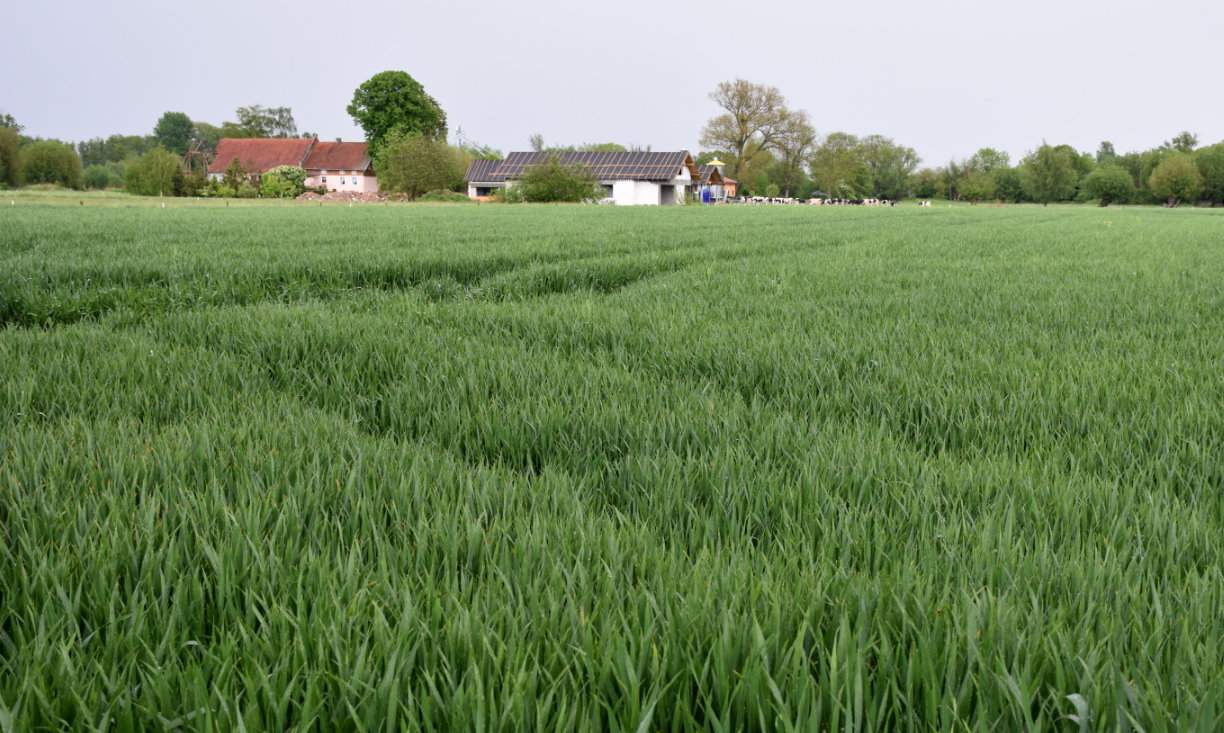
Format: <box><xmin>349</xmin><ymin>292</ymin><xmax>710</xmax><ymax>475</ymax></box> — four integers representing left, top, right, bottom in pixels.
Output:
<box><xmin>1083</xmin><ymin>165</ymin><xmax>1134</xmax><ymax>206</ymax></box>
<box><xmin>222</xmin><ymin>158</ymin><xmax>249</xmax><ymax>195</ymax></box>
<box><xmin>124</xmin><ymin>148</ymin><xmax>184</xmax><ymax>196</ymax></box>
<box><xmin>517</xmin><ymin>154</ymin><xmax>600</xmax><ymax>202</ymax></box>
<box><xmin>261</xmin><ymin>165</ymin><xmax>307</xmax><ymax>198</ymax></box>
<box><xmin>83</xmin><ymin>164</ymin><xmax>115</xmax><ymax>190</ymax></box>
<box><xmin>236</xmin><ymin>181</ymin><xmax>259</xmax><ymax>198</ymax></box>
<box><xmin>418</xmin><ymin>189</ymin><xmax>473</xmax><ymax>203</ymax></box>
<box><xmin>1148</xmin><ymin>153</ymin><xmax>1203</xmax><ymax>207</ymax></box>
<box><xmin>20</xmin><ymin>140</ymin><xmax>83</xmax><ymax>189</ymax></box>
<box><xmin>375</xmin><ymin>131</ymin><xmax>459</xmax><ymax>199</ymax></box>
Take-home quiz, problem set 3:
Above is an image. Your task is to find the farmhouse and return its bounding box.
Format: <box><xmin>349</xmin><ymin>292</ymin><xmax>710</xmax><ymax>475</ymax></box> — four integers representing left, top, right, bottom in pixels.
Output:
<box><xmin>465</xmin><ymin>151</ymin><xmax>699</xmax><ymax>205</ymax></box>
<box><xmin>207</xmin><ymin>138</ymin><xmax>379</xmax><ymax>193</ymax></box>
<box><xmin>695</xmin><ymin>159</ymin><xmax>738</xmax><ymax>203</ymax></box>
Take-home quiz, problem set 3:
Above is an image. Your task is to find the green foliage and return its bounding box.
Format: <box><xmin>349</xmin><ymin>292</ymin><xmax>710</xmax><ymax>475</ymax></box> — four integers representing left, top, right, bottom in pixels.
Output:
<box><xmin>1164</xmin><ymin>131</ymin><xmax>1198</xmax><ymax>153</ymax></box>
<box><xmin>234</xmin><ymin>105</ymin><xmax>298</xmax><ymax>138</ymax></box>
<box><xmin>0</xmin><ymin>125</ymin><xmax>20</xmax><ymax>187</ymax></box>
<box><xmin>1083</xmin><ymin>165</ymin><xmax>1134</xmax><ymax>206</ymax></box>
<box><xmin>2</xmin><ymin>206</ymin><xmax>1224</xmax><ymax>730</ymax></box>
<box><xmin>0</xmin><ymin>112</ymin><xmax>20</xmax><ymax>131</ymax></box>
<box><xmin>260</xmin><ymin>165</ymin><xmax>307</xmax><ymax>198</ymax></box>
<box><xmin>809</xmin><ymin>132</ymin><xmax>870</xmax><ymax>198</ymax></box>
<box><xmin>958</xmin><ymin>170</ymin><xmax>997</xmax><ymax>202</ymax></box>
<box><xmin>222</xmin><ymin>158</ymin><xmax>248</xmax><ymax>194</ymax></box>
<box><xmin>348</xmin><ymin>71</ymin><xmax>447</xmax><ymax>155</ymax></box>
<box><xmin>909</xmin><ymin>168</ymin><xmax>942</xmax><ymax>199</ymax></box>
<box><xmin>124</xmin><ymin>148</ymin><xmax>185</xmax><ymax>196</ymax></box>
<box><xmin>418</xmin><ymin>188</ymin><xmax>474</xmax><ymax>203</ymax></box>
<box><xmin>859</xmin><ymin>135</ymin><xmax>919</xmax><ymax>199</ymax></box>
<box><xmin>82</xmin><ymin>164</ymin><xmax>117</xmax><ymax>189</ymax></box>
<box><xmin>993</xmin><ymin>168</ymin><xmax>1025</xmax><ymax>202</ymax></box>
<box><xmin>1021</xmin><ymin>144</ymin><xmax>1080</xmax><ymax>204</ymax></box>
<box><xmin>153</xmin><ymin>111</ymin><xmax>195</xmax><ymax>155</ymax></box>
<box><xmin>764</xmin><ymin>182</ymin><xmax>781</xmax><ymax>198</ymax></box>
<box><xmin>516</xmin><ymin>154</ymin><xmax>600</xmax><ymax>202</ymax></box>
<box><xmin>1194</xmin><ymin>143</ymin><xmax>1224</xmax><ymax>204</ymax></box>
<box><xmin>19</xmin><ymin>139</ymin><xmax>83</xmax><ymax>188</ymax></box>
<box><xmin>966</xmin><ymin>147</ymin><xmax>1010</xmax><ymax>173</ymax></box>
<box><xmin>236</xmin><ymin>180</ymin><xmax>259</xmax><ymax>198</ymax></box>
<box><xmin>77</xmin><ymin>134</ymin><xmax>153</xmax><ymax>167</ymax></box>
<box><xmin>375</xmin><ymin>131</ymin><xmax>460</xmax><ymax>199</ymax></box>
<box><xmin>1148</xmin><ymin>153</ymin><xmax>1203</xmax><ymax>206</ymax></box>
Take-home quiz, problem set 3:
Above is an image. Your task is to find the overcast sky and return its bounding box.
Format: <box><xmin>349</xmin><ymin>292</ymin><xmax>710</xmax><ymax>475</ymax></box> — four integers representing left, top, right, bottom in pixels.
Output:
<box><xmin>6</xmin><ymin>0</ymin><xmax>1223</xmax><ymax>166</ymax></box>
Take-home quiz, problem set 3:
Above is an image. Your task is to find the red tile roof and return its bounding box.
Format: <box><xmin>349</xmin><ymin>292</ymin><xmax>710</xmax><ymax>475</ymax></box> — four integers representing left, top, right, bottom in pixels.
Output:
<box><xmin>207</xmin><ymin>138</ymin><xmax>314</xmax><ymax>174</ymax></box>
<box><xmin>304</xmin><ymin>141</ymin><xmax>372</xmax><ymax>173</ymax></box>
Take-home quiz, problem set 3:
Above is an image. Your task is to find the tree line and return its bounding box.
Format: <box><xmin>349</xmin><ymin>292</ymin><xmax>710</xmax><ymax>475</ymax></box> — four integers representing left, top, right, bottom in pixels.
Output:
<box><xmin>4</xmin><ymin>74</ymin><xmax>1222</xmax><ymax>206</ymax></box>
<box><xmin>698</xmin><ymin>79</ymin><xmax>1223</xmax><ymax>206</ymax></box>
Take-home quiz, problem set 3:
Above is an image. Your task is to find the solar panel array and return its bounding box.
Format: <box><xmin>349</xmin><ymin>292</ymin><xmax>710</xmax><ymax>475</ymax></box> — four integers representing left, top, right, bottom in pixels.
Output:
<box><xmin>465</xmin><ymin>151</ymin><xmax>696</xmax><ymax>183</ymax></box>
<box><xmin>464</xmin><ymin>158</ymin><xmax>502</xmax><ymax>183</ymax></box>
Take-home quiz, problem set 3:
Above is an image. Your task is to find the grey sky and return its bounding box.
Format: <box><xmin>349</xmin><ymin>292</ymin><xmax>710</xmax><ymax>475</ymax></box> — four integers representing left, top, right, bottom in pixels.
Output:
<box><xmin>7</xmin><ymin>0</ymin><xmax>1223</xmax><ymax>166</ymax></box>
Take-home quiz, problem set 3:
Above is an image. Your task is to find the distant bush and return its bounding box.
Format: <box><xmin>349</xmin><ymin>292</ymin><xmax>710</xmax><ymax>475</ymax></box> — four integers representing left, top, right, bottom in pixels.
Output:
<box><xmin>1083</xmin><ymin>165</ymin><xmax>1134</xmax><ymax>206</ymax></box>
<box><xmin>958</xmin><ymin>171</ymin><xmax>996</xmax><ymax>203</ymax></box>
<box><xmin>418</xmin><ymin>189</ymin><xmax>472</xmax><ymax>203</ymax></box>
<box><xmin>261</xmin><ymin>165</ymin><xmax>307</xmax><ymax>198</ymax></box>
<box><xmin>20</xmin><ymin>140</ymin><xmax>82</xmax><ymax>189</ymax></box>
<box><xmin>236</xmin><ymin>181</ymin><xmax>259</xmax><ymax>198</ymax></box>
<box><xmin>83</xmin><ymin>164</ymin><xmax>116</xmax><ymax>189</ymax></box>
<box><xmin>517</xmin><ymin>155</ymin><xmax>600</xmax><ymax>202</ymax></box>
<box><xmin>124</xmin><ymin>148</ymin><xmax>184</xmax><ymax>196</ymax></box>
<box><xmin>1195</xmin><ymin>143</ymin><xmax>1224</xmax><ymax>205</ymax></box>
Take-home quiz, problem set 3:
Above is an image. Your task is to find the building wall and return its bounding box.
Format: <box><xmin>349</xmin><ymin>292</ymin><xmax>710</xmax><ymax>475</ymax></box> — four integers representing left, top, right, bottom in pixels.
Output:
<box><xmin>305</xmin><ymin>171</ymin><xmax>379</xmax><ymax>193</ymax></box>
<box><xmin>612</xmin><ymin>180</ymin><xmax>662</xmax><ymax>206</ymax></box>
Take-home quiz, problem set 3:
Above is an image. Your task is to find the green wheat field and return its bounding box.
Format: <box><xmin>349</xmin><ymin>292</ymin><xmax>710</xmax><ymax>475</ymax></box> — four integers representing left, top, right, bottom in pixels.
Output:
<box><xmin>2</xmin><ymin>201</ymin><xmax>1223</xmax><ymax>731</ymax></box>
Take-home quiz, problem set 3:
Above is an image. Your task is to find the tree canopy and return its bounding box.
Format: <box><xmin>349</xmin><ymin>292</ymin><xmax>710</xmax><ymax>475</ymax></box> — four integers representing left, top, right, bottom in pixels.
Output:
<box><xmin>1148</xmin><ymin>153</ymin><xmax>1203</xmax><ymax>206</ymax></box>
<box><xmin>348</xmin><ymin>71</ymin><xmax>447</xmax><ymax>155</ymax></box>
<box><xmin>375</xmin><ymin>131</ymin><xmax>460</xmax><ymax>199</ymax></box>
<box><xmin>1021</xmin><ymin>144</ymin><xmax>1079</xmax><ymax>205</ymax></box>
<box><xmin>699</xmin><ymin>80</ymin><xmax>793</xmax><ymax>179</ymax></box>
<box><xmin>153</xmin><ymin>112</ymin><xmax>195</xmax><ymax>156</ymax></box>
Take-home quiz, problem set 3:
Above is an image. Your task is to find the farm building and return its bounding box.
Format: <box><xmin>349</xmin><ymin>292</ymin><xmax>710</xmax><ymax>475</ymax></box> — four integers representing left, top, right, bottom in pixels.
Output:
<box><xmin>207</xmin><ymin>138</ymin><xmax>378</xmax><ymax>193</ymax></box>
<box><xmin>696</xmin><ymin>159</ymin><xmax>738</xmax><ymax>203</ymax></box>
<box><xmin>464</xmin><ymin>151</ymin><xmax>699</xmax><ymax>205</ymax></box>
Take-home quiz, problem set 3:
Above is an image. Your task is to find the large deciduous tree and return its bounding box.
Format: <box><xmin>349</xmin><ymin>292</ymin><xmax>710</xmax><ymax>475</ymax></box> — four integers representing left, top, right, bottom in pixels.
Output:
<box><xmin>1148</xmin><ymin>153</ymin><xmax>1203</xmax><ymax>206</ymax></box>
<box><xmin>809</xmin><ymin>133</ymin><xmax>870</xmax><ymax>197</ymax></box>
<box><xmin>1020</xmin><ymin>143</ymin><xmax>1079</xmax><ymax>205</ymax></box>
<box><xmin>773</xmin><ymin>111</ymin><xmax>817</xmax><ymax>197</ymax></box>
<box><xmin>1194</xmin><ymin>143</ymin><xmax>1224</xmax><ymax>205</ymax></box>
<box><xmin>1083</xmin><ymin>165</ymin><xmax>1134</xmax><ymax>206</ymax></box>
<box><xmin>859</xmin><ymin>135</ymin><xmax>920</xmax><ymax>200</ymax></box>
<box><xmin>124</xmin><ymin>148</ymin><xmax>185</xmax><ymax>196</ymax></box>
<box><xmin>699</xmin><ymin>80</ymin><xmax>792</xmax><ymax>179</ymax></box>
<box><xmin>348</xmin><ymin>71</ymin><xmax>447</xmax><ymax>156</ymax></box>
<box><xmin>153</xmin><ymin>112</ymin><xmax>195</xmax><ymax>156</ymax></box>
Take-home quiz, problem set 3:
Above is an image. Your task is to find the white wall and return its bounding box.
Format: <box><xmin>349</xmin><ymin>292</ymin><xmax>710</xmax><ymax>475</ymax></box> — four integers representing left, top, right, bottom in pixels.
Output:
<box><xmin>305</xmin><ymin>171</ymin><xmax>379</xmax><ymax>193</ymax></box>
<box><xmin>612</xmin><ymin>180</ymin><xmax>660</xmax><ymax>206</ymax></box>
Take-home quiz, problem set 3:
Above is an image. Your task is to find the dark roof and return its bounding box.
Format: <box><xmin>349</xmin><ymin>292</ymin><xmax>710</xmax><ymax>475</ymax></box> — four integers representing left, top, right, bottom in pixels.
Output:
<box><xmin>207</xmin><ymin>138</ymin><xmax>314</xmax><ymax>174</ymax></box>
<box><xmin>466</xmin><ymin>151</ymin><xmax>698</xmax><ymax>183</ymax></box>
<box><xmin>697</xmin><ymin>165</ymin><xmax>737</xmax><ymax>185</ymax></box>
<box><xmin>465</xmin><ymin>158</ymin><xmax>501</xmax><ymax>183</ymax></box>
<box><xmin>304</xmin><ymin>141</ymin><xmax>371</xmax><ymax>172</ymax></box>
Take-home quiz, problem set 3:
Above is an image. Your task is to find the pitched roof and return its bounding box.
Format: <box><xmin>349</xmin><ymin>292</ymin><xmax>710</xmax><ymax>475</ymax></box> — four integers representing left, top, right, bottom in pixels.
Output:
<box><xmin>466</xmin><ymin>151</ymin><xmax>699</xmax><ymax>183</ymax></box>
<box><xmin>303</xmin><ymin>141</ymin><xmax>371</xmax><ymax>172</ymax></box>
<box><xmin>207</xmin><ymin>138</ymin><xmax>314</xmax><ymax>174</ymax></box>
<box><xmin>697</xmin><ymin>165</ymin><xmax>737</xmax><ymax>185</ymax></box>
<box><xmin>465</xmin><ymin>158</ymin><xmax>501</xmax><ymax>183</ymax></box>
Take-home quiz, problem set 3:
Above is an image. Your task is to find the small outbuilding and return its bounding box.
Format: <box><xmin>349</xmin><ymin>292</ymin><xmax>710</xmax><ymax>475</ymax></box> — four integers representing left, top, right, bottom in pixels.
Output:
<box><xmin>695</xmin><ymin>159</ymin><xmax>738</xmax><ymax>203</ymax></box>
<box><xmin>464</xmin><ymin>151</ymin><xmax>699</xmax><ymax>205</ymax></box>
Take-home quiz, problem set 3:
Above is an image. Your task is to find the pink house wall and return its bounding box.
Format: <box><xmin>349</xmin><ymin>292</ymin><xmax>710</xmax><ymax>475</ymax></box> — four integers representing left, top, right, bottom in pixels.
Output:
<box><xmin>305</xmin><ymin>171</ymin><xmax>380</xmax><ymax>193</ymax></box>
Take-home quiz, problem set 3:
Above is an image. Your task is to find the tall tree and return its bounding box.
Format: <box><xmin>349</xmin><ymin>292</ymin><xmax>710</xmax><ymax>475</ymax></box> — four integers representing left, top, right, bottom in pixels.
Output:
<box><xmin>808</xmin><ymin>133</ymin><xmax>870</xmax><ymax>197</ymax></box>
<box><xmin>1096</xmin><ymin>141</ymin><xmax>1117</xmax><ymax>164</ymax></box>
<box><xmin>529</xmin><ymin>133</ymin><xmax>546</xmax><ymax>152</ymax></box>
<box><xmin>153</xmin><ymin>112</ymin><xmax>194</xmax><ymax>156</ymax></box>
<box><xmin>773</xmin><ymin>111</ymin><xmax>817</xmax><ymax>197</ymax></box>
<box><xmin>234</xmin><ymin>105</ymin><xmax>298</xmax><ymax>137</ymax></box>
<box><xmin>348</xmin><ymin>71</ymin><xmax>447</xmax><ymax>155</ymax></box>
<box><xmin>375</xmin><ymin>131</ymin><xmax>460</xmax><ymax>199</ymax></box>
<box><xmin>20</xmin><ymin>140</ymin><xmax>82</xmax><ymax>188</ymax></box>
<box><xmin>965</xmin><ymin>148</ymin><xmax>1010</xmax><ymax>173</ymax></box>
<box><xmin>1020</xmin><ymin>143</ymin><xmax>1079</xmax><ymax>205</ymax></box>
<box><xmin>860</xmin><ymin>135</ymin><xmax>920</xmax><ymax>199</ymax></box>
<box><xmin>1164</xmin><ymin>131</ymin><xmax>1198</xmax><ymax>153</ymax></box>
<box><xmin>699</xmin><ymin>80</ymin><xmax>792</xmax><ymax>179</ymax></box>
<box><xmin>0</xmin><ymin>113</ymin><xmax>20</xmax><ymax>131</ymax></box>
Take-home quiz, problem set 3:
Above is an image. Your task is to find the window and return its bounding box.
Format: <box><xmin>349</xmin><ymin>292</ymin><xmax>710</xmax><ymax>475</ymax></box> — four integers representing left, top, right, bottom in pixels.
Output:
<box><xmin>352</xmin><ymin>177</ymin><xmax>358</xmax><ymax>185</ymax></box>
<box><xmin>322</xmin><ymin>176</ymin><xmax>327</xmax><ymax>184</ymax></box>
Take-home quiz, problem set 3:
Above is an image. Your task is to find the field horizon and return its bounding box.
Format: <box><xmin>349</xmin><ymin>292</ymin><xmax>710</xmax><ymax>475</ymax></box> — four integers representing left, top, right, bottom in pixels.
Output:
<box><xmin>2</xmin><ymin>203</ymin><xmax>1222</xmax><ymax>730</ymax></box>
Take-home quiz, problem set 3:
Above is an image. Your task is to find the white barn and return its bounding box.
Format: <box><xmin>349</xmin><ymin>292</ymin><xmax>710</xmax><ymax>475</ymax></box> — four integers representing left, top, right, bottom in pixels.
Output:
<box><xmin>465</xmin><ymin>151</ymin><xmax>698</xmax><ymax>206</ymax></box>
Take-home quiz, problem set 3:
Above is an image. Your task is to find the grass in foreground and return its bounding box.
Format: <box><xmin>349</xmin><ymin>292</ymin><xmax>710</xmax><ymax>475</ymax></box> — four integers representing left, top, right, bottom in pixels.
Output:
<box><xmin>2</xmin><ymin>203</ymin><xmax>1223</xmax><ymax>731</ymax></box>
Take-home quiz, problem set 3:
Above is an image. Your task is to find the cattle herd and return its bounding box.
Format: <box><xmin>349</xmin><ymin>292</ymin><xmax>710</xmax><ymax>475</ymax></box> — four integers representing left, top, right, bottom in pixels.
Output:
<box><xmin>741</xmin><ymin>196</ymin><xmax>906</xmax><ymax>207</ymax></box>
